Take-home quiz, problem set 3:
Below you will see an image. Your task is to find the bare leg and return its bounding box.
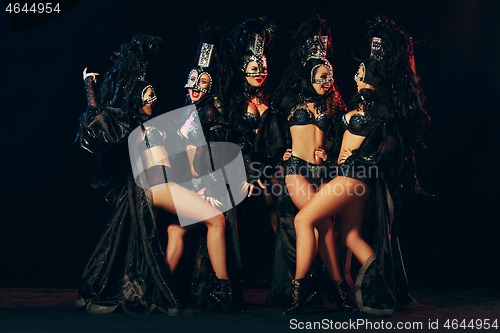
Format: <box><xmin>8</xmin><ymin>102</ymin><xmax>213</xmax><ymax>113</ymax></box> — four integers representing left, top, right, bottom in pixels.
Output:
<box><xmin>285</xmin><ymin>175</ymin><xmax>341</xmax><ymax>281</ymax></box>
<box><xmin>339</xmin><ymin>190</ymin><xmax>373</xmax><ymax>265</ymax></box>
<box><xmin>316</xmin><ymin>217</ymin><xmax>342</xmax><ymax>281</ymax></box>
<box><xmin>202</xmin><ymin>216</ymin><xmax>229</xmax><ymax>280</ymax></box>
<box><xmin>150</xmin><ymin>182</ymin><xmax>229</xmax><ymax>280</ymax></box>
<box><xmin>294</xmin><ymin>176</ymin><xmax>369</xmax><ymax>280</ymax></box>
<box><xmin>165</xmin><ymin>224</ymin><xmax>186</xmax><ymax>274</ymax></box>
<box><xmin>285</xmin><ymin>174</ymin><xmax>318</xmax><ymax>207</ymax></box>
<box><xmin>286</xmin><ymin>175</ymin><xmax>320</xmax><ymax>252</ymax></box>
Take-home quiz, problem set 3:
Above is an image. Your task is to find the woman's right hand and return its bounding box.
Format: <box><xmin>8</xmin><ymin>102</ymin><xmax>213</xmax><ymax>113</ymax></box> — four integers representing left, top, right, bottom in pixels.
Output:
<box><xmin>83</xmin><ymin>67</ymin><xmax>99</xmax><ymax>83</ymax></box>
<box><xmin>196</xmin><ymin>188</ymin><xmax>222</xmax><ymax>207</ymax></box>
<box><xmin>283</xmin><ymin>149</ymin><xmax>292</xmax><ymax>161</ymax></box>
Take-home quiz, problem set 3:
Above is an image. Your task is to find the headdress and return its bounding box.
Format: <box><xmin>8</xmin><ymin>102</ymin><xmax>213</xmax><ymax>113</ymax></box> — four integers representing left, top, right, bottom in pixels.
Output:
<box><xmin>98</xmin><ymin>34</ymin><xmax>163</xmax><ymax>111</ymax></box>
<box><xmin>370</xmin><ymin>37</ymin><xmax>385</xmax><ymax>61</ymax></box>
<box><xmin>185</xmin><ymin>42</ymin><xmax>215</xmax><ymax>94</ymax></box>
<box><xmin>354</xmin><ymin>14</ymin><xmax>427</xmax><ymax>119</ymax></box>
<box><xmin>354</xmin><ymin>35</ymin><xmax>386</xmax><ymax>86</ymax></box>
<box><xmin>272</xmin><ymin>15</ymin><xmax>337</xmax><ymax>113</ymax></box>
<box><xmin>293</xmin><ymin>15</ymin><xmax>334</xmax><ymax>86</ymax></box>
<box><xmin>242</xmin><ymin>33</ymin><xmax>267</xmax><ymax>77</ymax></box>
<box><xmin>184</xmin><ymin>24</ymin><xmax>227</xmax><ymax>99</ymax></box>
<box><xmin>356</xmin><ymin>15</ymin><xmax>430</xmax><ymax>195</ymax></box>
<box><xmin>304</xmin><ymin>35</ymin><xmax>333</xmax><ymax>85</ymax></box>
<box><xmin>228</xmin><ymin>17</ymin><xmax>275</xmax><ymax>78</ymax></box>
<box><xmin>304</xmin><ymin>35</ymin><xmax>328</xmax><ymax>63</ymax></box>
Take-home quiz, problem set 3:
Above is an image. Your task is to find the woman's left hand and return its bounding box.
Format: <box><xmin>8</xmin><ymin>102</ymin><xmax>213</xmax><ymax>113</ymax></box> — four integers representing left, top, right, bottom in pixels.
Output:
<box><xmin>338</xmin><ymin>148</ymin><xmax>353</xmax><ymax>164</ymax></box>
<box><xmin>83</xmin><ymin>67</ymin><xmax>99</xmax><ymax>83</ymax></box>
<box><xmin>315</xmin><ymin>148</ymin><xmax>327</xmax><ymax>161</ymax></box>
<box><xmin>206</xmin><ymin>196</ymin><xmax>223</xmax><ymax>207</ymax></box>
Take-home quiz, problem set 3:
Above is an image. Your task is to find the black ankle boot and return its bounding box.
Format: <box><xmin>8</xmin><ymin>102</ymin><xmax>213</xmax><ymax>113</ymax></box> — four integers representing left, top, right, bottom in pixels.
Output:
<box><xmin>283</xmin><ymin>278</ymin><xmax>320</xmax><ymax>315</ymax></box>
<box><xmin>209</xmin><ymin>279</ymin><xmax>238</xmax><ymax>313</ymax></box>
<box><xmin>328</xmin><ymin>281</ymin><xmax>357</xmax><ymax>311</ymax></box>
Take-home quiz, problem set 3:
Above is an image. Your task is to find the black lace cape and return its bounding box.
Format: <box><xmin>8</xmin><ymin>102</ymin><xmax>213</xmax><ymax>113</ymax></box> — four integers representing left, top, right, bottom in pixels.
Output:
<box><xmin>332</xmin><ymin>89</ymin><xmax>415</xmax><ymax>315</ymax></box>
<box><xmin>75</xmin><ymin>104</ymin><xmax>182</xmax><ymax>314</ymax></box>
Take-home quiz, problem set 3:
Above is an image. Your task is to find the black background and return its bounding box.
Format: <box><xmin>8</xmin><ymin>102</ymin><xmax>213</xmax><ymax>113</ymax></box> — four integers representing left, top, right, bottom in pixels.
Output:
<box><xmin>0</xmin><ymin>0</ymin><xmax>498</xmax><ymax>291</ymax></box>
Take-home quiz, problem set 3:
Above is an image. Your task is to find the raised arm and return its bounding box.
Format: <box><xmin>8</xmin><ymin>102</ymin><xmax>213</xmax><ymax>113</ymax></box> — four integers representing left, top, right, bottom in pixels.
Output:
<box><xmin>83</xmin><ymin>67</ymin><xmax>99</xmax><ymax>107</ymax></box>
<box><xmin>76</xmin><ymin>68</ymin><xmax>131</xmax><ymax>154</ymax></box>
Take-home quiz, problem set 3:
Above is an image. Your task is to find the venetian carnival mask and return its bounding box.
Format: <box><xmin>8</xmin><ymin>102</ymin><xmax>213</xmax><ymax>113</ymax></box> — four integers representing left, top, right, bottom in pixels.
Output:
<box><xmin>354</xmin><ymin>37</ymin><xmax>385</xmax><ymax>86</ymax></box>
<box><xmin>141</xmin><ymin>84</ymin><xmax>157</xmax><ymax>105</ymax></box>
<box><xmin>242</xmin><ymin>33</ymin><xmax>268</xmax><ymax>78</ymax></box>
<box><xmin>184</xmin><ymin>43</ymin><xmax>214</xmax><ymax>95</ymax></box>
<box><xmin>185</xmin><ymin>68</ymin><xmax>212</xmax><ymax>94</ymax></box>
<box><xmin>304</xmin><ymin>35</ymin><xmax>333</xmax><ymax>85</ymax></box>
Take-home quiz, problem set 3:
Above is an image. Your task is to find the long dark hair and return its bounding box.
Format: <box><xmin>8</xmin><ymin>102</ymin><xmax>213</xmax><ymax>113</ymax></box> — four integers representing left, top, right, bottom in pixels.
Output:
<box><xmin>361</xmin><ymin>15</ymin><xmax>430</xmax><ymax>194</ymax></box>
<box><xmin>98</xmin><ymin>34</ymin><xmax>163</xmax><ymax>112</ymax></box>
<box><xmin>273</xmin><ymin>15</ymin><xmax>345</xmax><ymax>119</ymax></box>
<box><xmin>359</xmin><ymin>15</ymin><xmax>429</xmax><ymax>127</ymax></box>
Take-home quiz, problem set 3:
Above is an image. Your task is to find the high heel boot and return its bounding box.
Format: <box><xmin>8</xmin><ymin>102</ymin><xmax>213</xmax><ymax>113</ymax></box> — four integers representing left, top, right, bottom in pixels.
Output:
<box><xmin>328</xmin><ymin>280</ymin><xmax>357</xmax><ymax>311</ymax></box>
<box><xmin>283</xmin><ymin>278</ymin><xmax>320</xmax><ymax>315</ymax></box>
<box><xmin>209</xmin><ymin>278</ymin><xmax>238</xmax><ymax>313</ymax></box>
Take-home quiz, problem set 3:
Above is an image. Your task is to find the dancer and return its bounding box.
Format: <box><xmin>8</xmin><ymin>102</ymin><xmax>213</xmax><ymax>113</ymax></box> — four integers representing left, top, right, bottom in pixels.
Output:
<box><xmin>224</xmin><ymin>17</ymin><xmax>277</xmax><ymax>284</ymax></box>
<box><xmin>284</xmin><ymin>15</ymin><xmax>429</xmax><ymax>315</ymax></box>
<box><xmin>257</xmin><ymin>16</ymin><xmax>356</xmax><ymax>311</ymax></box>
<box><xmin>76</xmin><ymin>35</ymin><xmax>237</xmax><ymax>314</ymax></box>
<box><xmin>223</xmin><ymin>17</ymin><xmax>276</xmax><ymax>189</ymax></box>
<box><xmin>176</xmin><ymin>25</ymin><xmax>248</xmax><ymax>311</ymax></box>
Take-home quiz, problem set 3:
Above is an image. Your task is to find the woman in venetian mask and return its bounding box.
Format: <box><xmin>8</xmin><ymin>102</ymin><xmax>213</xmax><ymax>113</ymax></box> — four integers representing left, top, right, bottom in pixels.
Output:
<box><xmin>172</xmin><ymin>25</ymin><xmax>249</xmax><ymax>311</ymax></box>
<box><xmin>225</xmin><ymin>18</ymin><xmax>274</xmax><ymax>132</ymax></box>
<box><xmin>284</xmin><ymin>15</ymin><xmax>429</xmax><ymax>315</ymax></box>
<box><xmin>222</xmin><ymin>18</ymin><xmax>280</xmax><ymax>288</ymax></box>
<box><xmin>76</xmin><ymin>34</ymin><xmax>237</xmax><ymax>315</ymax></box>
<box><xmin>257</xmin><ymin>16</ymin><xmax>357</xmax><ymax>312</ymax></box>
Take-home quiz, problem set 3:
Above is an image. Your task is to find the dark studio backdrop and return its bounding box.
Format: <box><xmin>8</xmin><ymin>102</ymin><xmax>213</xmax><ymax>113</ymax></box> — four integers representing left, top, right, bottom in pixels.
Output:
<box><xmin>0</xmin><ymin>0</ymin><xmax>498</xmax><ymax>292</ymax></box>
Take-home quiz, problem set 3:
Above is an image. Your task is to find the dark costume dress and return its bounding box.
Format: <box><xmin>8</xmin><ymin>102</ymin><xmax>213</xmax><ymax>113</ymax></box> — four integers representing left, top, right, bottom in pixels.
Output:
<box><xmin>75</xmin><ymin>78</ymin><xmax>183</xmax><ymax>314</ymax></box>
<box><xmin>233</xmin><ymin>94</ymin><xmax>281</xmax><ymax>286</ymax></box>
<box><xmin>176</xmin><ymin>96</ymin><xmax>245</xmax><ymax>309</ymax></box>
<box><xmin>332</xmin><ymin>88</ymin><xmax>415</xmax><ymax>315</ymax></box>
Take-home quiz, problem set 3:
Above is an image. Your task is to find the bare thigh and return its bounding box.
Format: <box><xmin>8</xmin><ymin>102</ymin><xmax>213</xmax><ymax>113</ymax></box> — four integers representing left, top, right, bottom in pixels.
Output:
<box><xmin>285</xmin><ymin>174</ymin><xmax>321</xmax><ymax>210</ymax></box>
<box><xmin>339</xmin><ymin>187</ymin><xmax>371</xmax><ymax>242</ymax></box>
<box><xmin>150</xmin><ymin>182</ymin><xmax>223</xmax><ymax>226</ymax></box>
<box><xmin>295</xmin><ymin>176</ymin><xmax>369</xmax><ymax>228</ymax></box>
<box><xmin>286</xmin><ymin>175</ymin><xmax>330</xmax><ymax>239</ymax></box>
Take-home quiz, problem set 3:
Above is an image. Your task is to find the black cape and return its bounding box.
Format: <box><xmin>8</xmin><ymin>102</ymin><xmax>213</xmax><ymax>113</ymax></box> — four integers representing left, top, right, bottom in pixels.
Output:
<box><xmin>75</xmin><ymin>104</ymin><xmax>183</xmax><ymax>314</ymax></box>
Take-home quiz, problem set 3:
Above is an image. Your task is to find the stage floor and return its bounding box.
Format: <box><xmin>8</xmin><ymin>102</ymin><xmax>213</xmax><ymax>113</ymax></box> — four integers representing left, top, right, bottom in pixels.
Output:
<box><xmin>1</xmin><ymin>288</ymin><xmax>499</xmax><ymax>332</ymax></box>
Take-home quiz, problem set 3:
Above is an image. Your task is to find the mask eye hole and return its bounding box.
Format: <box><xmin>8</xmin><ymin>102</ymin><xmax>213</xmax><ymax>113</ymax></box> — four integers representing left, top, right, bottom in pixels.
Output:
<box><xmin>354</xmin><ymin>63</ymin><xmax>366</xmax><ymax>82</ymax></box>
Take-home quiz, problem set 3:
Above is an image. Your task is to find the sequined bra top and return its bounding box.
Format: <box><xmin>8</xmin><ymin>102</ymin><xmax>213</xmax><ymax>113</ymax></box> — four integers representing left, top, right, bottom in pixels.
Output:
<box><xmin>288</xmin><ymin>106</ymin><xmax>331</xmax><ymax>133</ymax></box>
<box><xmin>342</xmin><ymin>112</ymin><xmax>373</xmax><ymax>137</ymax></box>
<box><xmin>242</xmin><ymin>112</ymin><xmax>260</xmax><ymax>130</ymax></box>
